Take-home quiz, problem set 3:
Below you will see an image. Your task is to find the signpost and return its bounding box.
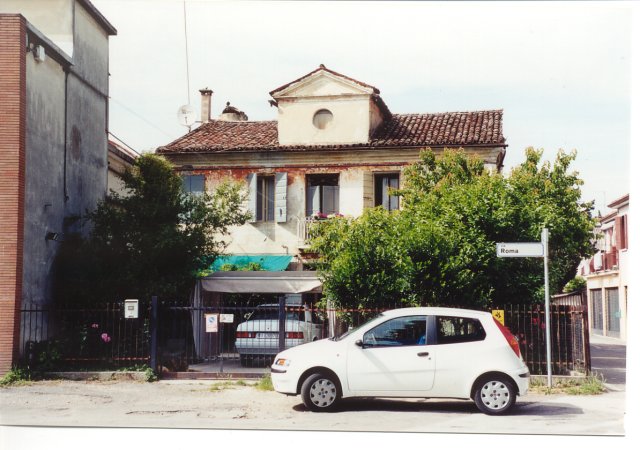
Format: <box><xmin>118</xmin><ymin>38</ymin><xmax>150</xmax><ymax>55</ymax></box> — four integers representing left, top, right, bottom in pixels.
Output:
<box><xmin>496</xmin><ymin>228</ymin><xmax>552</xmax><ymax>387</ymax></box>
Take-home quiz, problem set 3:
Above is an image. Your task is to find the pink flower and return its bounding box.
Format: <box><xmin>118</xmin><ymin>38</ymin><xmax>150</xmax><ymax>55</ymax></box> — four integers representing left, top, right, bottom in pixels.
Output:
<box><xmin>91</xmin><ymin>323</ymin><xmax>99</xmax><ymax>329</ymax></box>
<box><xmin>101</xmin><ymin>333</ymin><xmax>111</xmax><ymax>343</ymax></box>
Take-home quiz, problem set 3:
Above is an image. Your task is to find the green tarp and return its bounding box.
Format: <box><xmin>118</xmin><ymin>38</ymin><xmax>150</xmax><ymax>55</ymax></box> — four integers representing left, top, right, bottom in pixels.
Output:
<box><xmin>210</xmin><ymin>254</ymin><xmax>293</xmax><ymax>272</ymax></box>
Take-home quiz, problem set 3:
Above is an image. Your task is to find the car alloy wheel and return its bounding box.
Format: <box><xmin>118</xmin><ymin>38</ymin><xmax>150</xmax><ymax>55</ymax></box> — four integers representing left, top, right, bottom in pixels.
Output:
<box><xmin>474</xmin><ymin>376</ymin><xmax>516</xmax><ymax>415</ymax></box>
<box><xmin>301</xmin><ymin>373</ymin><xmax>340</xmax><ymax>412</ymax></box>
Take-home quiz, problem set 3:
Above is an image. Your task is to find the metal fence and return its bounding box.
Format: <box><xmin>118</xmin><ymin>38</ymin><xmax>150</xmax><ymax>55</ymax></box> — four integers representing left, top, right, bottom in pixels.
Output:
<box><xmin>18</xmin><ymin>297</ymin><xmax>590</xmax><ymax>376</ymax></box>
<box><xmin>157</xmin><ymin>300</ymin><xmax>385</xmax><ymax>370</ymax></box>
<box><xmin>495</xmin><ymin>291</ymin><xmax>590</xmax><ymax>375</ymax></box>
<box><xmin>19</xmin><ymin>302</ymin><xmax>151</xmax><ymax>370</ymax></box>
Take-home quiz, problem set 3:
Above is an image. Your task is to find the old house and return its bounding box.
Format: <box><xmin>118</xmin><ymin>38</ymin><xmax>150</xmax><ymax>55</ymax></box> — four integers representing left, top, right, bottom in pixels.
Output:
<box><xmin>578</xmin><ymin>194</ymin><xmax>629</xmax><ymax>341</ymax></box>
<box><xmin>157</xmin><ymin>65</ymin><xmax>507</xmax><ymax>305</ymax></box>
<box><xmin>0</xmin><ymin>0</ymin><xmax>116</xmax><ymax>374</ymax></box>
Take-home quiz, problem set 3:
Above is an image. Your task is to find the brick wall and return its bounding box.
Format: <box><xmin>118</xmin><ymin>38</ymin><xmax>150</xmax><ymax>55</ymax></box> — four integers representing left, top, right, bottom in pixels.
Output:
<box><xmin>0</xmin><ymin>14</ymin><xmax>26</xmax><ymax>375</ymax></box>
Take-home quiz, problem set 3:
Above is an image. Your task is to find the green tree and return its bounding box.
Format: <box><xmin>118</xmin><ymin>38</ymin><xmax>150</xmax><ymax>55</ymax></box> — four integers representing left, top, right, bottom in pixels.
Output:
<box><xmin>311</xmin><ymin>147</ymin><xmax>596</xmax><ymax>310</ymax></box>
<box><xmin>310</xmin><ymin>208</ymin><xmax>415</xmax><ymax>314</ymax></box>
<box><xmin>55</xmin><ymin>154</ymin><xmax>249</xmax><ymax>305</ymax></box>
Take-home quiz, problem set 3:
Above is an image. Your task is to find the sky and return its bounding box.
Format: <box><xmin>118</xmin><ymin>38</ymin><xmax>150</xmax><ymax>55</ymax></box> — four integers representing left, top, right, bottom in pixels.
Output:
<box><xmin>93</xmin><ymin>0</ymin><xmax>634</xmax><ymax>215</ymax></box>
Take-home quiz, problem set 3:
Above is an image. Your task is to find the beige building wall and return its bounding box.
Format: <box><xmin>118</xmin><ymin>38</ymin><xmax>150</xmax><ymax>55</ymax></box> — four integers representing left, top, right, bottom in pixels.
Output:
<box><xmin>0</xmin><ymin>0</ymin><xmax>74</xmax><ymax>54</ymax></box>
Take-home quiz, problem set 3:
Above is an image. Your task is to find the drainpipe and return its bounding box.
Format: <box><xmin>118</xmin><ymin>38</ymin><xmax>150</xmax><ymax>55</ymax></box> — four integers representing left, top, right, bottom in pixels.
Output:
<box><xmin>63</xmin><ymin>69</ymin><xmax>69</xmax><ymax>202</ymax></box>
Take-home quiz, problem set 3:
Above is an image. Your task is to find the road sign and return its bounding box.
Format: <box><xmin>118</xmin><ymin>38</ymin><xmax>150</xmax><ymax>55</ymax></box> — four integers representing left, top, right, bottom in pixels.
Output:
<box><xmin>496</xmin><ymin>242</ymin><xmax>544</xmax><ymax>258</ymax></box>
<box><xmin>492</xmin><ymin>309</ymin><xmax>505</xmax><ymax>325</ymax></box>
<box><xmin>205</xmin><ymin>314</ymin><xmax>218</xmax><ymax>333</ymax></box>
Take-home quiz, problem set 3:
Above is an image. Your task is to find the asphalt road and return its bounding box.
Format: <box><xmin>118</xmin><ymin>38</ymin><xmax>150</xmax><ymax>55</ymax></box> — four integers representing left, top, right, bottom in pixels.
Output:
<box><xmin>590</xmin><ymin>334</ymin><xmax>627</xmax><ymax>388</ymax></box>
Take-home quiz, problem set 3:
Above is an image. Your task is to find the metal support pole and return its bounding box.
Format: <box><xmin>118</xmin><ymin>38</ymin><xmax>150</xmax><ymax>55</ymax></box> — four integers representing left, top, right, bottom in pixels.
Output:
<box><xmin>150</xmin><ymin>296</ymin><xmax>158</xmax><ymax>373</ymax></box>
<box><xmin>278</xmin><ymin>296</ymin><xmax>286</xmax><ymax>352</ymax></box>
<box><xmin>542</xmin><ymin>228</ymin><xmax>552</xmax><ymax>387</ymax></box>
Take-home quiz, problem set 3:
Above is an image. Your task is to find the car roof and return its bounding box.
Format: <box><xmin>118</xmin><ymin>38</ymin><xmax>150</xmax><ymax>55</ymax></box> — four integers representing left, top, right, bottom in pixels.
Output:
<box><xmin>380</xmin><ymin>307</ymin><xmax>491</xmax><ymax>319</ymax></box>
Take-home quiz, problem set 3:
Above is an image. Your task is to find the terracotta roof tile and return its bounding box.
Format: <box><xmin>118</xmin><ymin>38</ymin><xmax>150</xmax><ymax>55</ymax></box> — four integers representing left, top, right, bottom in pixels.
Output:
<box><xmin>157</xmin><ymin>110</ymin><xmax>505</xmax><ymax>154</ymax></box>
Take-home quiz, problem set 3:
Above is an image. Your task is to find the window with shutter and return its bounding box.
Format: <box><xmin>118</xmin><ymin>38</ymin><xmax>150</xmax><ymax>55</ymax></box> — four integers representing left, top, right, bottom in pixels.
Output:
<box><xmin>374</xmin><ymin>173</ymin><xmax>400</xmax><ymax>210</ymax></box>
<box><xmin>306</xmin><ymin>174</ymin><xmax>339</xmax><ymax>216</ymax></box>
<box><xmin>256</xmin><ymin>175</ymin><xmax>275</xmax><ymax>221</ymax></box>
<box><xmin>275</xmin><ymin>172</ymin><xmax>287</xmax><ymax>223</ymax></box>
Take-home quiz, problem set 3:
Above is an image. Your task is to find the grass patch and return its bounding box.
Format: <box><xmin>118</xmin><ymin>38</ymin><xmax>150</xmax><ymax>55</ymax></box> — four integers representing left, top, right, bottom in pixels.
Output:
<box><xmin>209</xmin><ymin>379</ymin><xmax>253</xmax><ymax>392</ymax></box>
<box><xmin>529</xmin><ymin>374</ymin><xmax>606</xmax><ymax>395</ymax></box>
<box><xmin>255</xmin><ymin>374</ymin><xmax>273</xmax><ymax>391</ymax></box>
<box><xmin>116</xmin><ymin>364</ymin><xmax>158</xmax><ymax>382</ymax></box>
<box><xmin>0</xmin><ymin>367</ymin><xmax>33</xmax><ymax>387</ymax></box>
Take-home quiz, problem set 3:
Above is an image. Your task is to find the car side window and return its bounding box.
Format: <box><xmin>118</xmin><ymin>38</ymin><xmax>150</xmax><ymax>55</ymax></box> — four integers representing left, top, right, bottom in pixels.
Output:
<box><xmin>363</xmin><ymin>315</ymin><xmax>427</xmax><ymax>347</ymax></box>
<box><xmin>436</xmin><ymin>316</ymin><xmax>486</xmax><ymax>344</ymax></box>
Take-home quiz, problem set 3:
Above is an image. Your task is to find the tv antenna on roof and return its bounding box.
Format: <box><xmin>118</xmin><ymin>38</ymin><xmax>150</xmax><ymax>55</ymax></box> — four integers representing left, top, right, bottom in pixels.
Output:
<box><xmin>176</xmin><ymin>0</ymin><xmax>194</xmax><ymax>130</ymax></box>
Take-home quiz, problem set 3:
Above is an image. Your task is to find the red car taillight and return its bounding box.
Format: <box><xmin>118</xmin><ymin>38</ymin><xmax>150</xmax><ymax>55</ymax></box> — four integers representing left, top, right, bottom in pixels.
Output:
<box><xmin>285</xmin><ymin>332</ymin><xmax>304</xmax><ymax>339</ymax></box>
<box><xmin>494</xmin><ymin>318</ymin><xmax>521</xmax><ymax>358</ymax></box>
<box><xmin>236</xmin><ymin>332</ymin><xmax>256</xmax><ymax>338</ymax></box>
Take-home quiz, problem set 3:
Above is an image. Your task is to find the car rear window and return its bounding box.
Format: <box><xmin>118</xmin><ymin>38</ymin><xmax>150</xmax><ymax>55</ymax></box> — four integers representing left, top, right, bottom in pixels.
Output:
<box><xmin>435</xmin><ymin>316</ymin><xmax>486</xmax><ymax>344</ymax></box>
<box><xmin>248</xmin><ymin>306</ymin><xmax>306</xmax><ymax>322</ymax></box>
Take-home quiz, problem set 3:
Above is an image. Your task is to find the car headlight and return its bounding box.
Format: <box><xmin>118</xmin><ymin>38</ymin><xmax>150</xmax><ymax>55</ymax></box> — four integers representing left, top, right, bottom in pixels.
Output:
<box><xmin>274</xmin><ymin>358</ymin><xmax>290</xmax><ymax>367</ymax></box>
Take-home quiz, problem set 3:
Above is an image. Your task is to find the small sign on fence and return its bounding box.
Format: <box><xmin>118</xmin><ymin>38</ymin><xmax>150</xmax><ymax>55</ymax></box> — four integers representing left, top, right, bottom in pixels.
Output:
<box><xmin>124</xmin><ymin>299</ymin><xmax>139</xmax><ymax>319</ymax></box>
<box><xmin>220</xmin><ymin>314</ymin><xmax>234</xmax><ymax>323</ymax></box>
<box><xmin>205</xmin><ymin>314</ymin><xmax>218</xmax><ymax>333</ymax></box>
<box><xmin>492</xmin><ymin>309</ymin><xmax>505</xmax><ymax>325</ymax></box>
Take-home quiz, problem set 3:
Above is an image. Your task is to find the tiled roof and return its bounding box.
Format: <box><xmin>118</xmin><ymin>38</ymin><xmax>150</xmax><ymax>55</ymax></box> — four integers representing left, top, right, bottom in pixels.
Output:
<box><xmin>157</xmin><ymin>110</ymin><xmax>505</xmax><ymax>154</ymax></box>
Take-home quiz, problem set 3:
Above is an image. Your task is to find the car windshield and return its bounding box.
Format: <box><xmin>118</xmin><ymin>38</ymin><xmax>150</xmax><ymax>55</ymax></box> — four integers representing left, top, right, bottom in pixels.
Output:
<box><xmin>333</xmin><ymin>313</ymin><xmax>383</xmax><ymax>341</ymax></box>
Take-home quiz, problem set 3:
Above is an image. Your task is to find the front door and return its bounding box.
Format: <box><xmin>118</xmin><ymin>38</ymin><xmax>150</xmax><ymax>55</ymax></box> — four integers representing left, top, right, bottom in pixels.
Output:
<box><xmin>346</xmin><ymin>315</ymin><xmax>435</xmax><ymax>392</ymax></box>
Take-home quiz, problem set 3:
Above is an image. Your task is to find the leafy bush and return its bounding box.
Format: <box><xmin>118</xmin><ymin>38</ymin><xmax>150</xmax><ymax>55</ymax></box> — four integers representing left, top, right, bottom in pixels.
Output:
<box><xmin>0</xmin><ymin>367</ymin><xmax>32</xmax><ymax>386</ymax></box>
<box><xmin>563</xmin><ymin>277</ymin><xmax>586</xmax><ymax>293</ymax></box>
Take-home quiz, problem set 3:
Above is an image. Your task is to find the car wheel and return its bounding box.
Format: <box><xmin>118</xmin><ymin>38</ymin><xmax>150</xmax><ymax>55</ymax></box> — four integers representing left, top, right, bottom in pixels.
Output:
<box><xmin>473</xmin><ymin>375</ymin><xmax>516</xmax><ymax>415</ymax></box>
<box><xmin>301</xmin><ymin>372</ymin><xmax>340</xmax><ymax>412</ymax></box>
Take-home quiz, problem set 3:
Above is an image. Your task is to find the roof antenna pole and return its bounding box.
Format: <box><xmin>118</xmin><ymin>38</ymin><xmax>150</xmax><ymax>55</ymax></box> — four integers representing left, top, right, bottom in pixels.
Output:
<box><xmin>183</xmin><ymin>0</ymin><xmax>191</xmax><ymax>107</ymax></box>
<box><xmin>176</xmin><ymin>1</ymin><xmax>196</xmax><ymax>131</ymax></box>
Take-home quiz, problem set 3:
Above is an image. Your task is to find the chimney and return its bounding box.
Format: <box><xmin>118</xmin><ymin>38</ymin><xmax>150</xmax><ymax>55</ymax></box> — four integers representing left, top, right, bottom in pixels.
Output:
<box><xmin>199</xmin><ymin>88</ymin><xmax>213</xmax><ymax>123</ymax></box>
<box><xmin>219</xmin><ymin>101</ymin><xmax>248</xmax><ymax>122</ymax></box>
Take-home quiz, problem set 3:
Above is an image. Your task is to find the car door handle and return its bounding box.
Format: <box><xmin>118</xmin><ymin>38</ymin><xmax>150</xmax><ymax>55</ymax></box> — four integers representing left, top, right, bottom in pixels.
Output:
<box><xmin>417</xmin><ymin>352</ymin><xmax>430</xmax><ymax>357</ymax></box>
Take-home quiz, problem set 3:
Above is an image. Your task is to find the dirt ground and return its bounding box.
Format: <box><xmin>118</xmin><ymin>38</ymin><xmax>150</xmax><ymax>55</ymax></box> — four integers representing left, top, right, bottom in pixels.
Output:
<box><xmin>0</xmin><ymin>378</ymin><xmax>626</xmax><ymax>436</ymax></box>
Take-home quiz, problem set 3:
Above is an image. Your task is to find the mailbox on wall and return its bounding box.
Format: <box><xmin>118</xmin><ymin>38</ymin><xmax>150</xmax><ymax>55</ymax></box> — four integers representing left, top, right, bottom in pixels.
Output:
<box><xmin>124</xmin><ymin>299</ymin><xmax>139</xmax><ymax>319</ymax></box>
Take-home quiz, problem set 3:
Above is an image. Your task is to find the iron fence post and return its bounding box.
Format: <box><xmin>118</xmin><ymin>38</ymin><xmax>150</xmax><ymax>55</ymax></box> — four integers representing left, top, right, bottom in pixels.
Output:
<box><xmin>278</xmin><ymin>296</ymin><xmax>286</xmax><ymax>352</ymax></box>
<box><xmin>150</xmin><ymin>296</ymin><xmax>158</xmax><ymax>372</ymax></box>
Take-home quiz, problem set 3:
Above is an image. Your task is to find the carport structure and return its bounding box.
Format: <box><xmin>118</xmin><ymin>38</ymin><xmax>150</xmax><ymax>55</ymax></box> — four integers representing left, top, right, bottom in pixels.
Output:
<box><xmin>158</xmin><ymin>271</ymin><xmax>324</xmax><ymax>376</ymax></box>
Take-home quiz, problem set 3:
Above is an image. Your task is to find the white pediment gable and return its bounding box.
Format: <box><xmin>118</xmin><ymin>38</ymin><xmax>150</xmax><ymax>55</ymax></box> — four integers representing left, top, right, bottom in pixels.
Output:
<box><xmin>272</xmin><ymin>71</ymin><xmax>374</xmax><ymax>99</ymax></box>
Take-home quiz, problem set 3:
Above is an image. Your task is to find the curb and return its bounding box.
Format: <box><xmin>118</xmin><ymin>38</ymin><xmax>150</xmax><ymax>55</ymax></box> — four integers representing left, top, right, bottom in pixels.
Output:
<box><xmin>160</xmin><ymin>371</ymin><xmax>266</xmax><ymax>380</ymax></box>
<box><xmin>44</xmin><ymin>371</ymin><xmax>149</xmax><ymax>381</ymax></box>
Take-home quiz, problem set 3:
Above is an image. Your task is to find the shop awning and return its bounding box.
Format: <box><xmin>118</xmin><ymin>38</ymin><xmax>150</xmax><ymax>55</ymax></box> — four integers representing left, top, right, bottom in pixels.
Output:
<box><xmin>210</xmin><ymin>254</ymin><xmax>293</xmax><ymax>272</ymax></box>
<box><xmin>199</xmin><ymin>271</ymin><xmax>322</xmax><ymax>294</ymax></box>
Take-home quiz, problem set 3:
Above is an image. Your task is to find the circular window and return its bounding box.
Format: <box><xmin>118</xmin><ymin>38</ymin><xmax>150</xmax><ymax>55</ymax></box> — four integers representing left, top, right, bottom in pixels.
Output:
<box><xmin>313</xmin><ymin>109</ymin><xmax>333</xmax><ymax>130</ymax></box>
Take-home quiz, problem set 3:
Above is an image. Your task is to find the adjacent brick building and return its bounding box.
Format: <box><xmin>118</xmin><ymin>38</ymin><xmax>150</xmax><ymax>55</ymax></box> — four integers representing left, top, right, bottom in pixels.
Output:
<box><xmin>0</xmin><ymin>0</ymin><xmax>116</xmax><ymax>374</ymax></box>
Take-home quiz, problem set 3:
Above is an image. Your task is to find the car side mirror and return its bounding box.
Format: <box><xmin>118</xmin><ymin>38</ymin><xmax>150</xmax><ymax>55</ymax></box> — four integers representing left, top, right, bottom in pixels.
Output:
<box><xmin>355</xmin><ymin>339</ymin><xmax>364</xmax><ymax>348</ymax></box>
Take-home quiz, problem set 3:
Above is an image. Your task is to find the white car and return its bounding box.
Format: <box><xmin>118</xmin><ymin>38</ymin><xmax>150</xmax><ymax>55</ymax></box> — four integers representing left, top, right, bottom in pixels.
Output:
<box><xmin>270</xmin><ymin>307</ymin><xmax>529</xmax><ymax>415</ymax></box>
<box><xmin>235</xmin><ymin>304</ymin><xmax>323</xmax><ymax>366</ymax></box>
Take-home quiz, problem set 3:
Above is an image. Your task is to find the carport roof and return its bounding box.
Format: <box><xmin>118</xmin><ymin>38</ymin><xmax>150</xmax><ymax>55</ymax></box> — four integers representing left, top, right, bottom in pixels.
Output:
<box><xmin>199</xmin><ymin>271</ymin><xmax>322</xmax><ymax>294</ymax></box>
